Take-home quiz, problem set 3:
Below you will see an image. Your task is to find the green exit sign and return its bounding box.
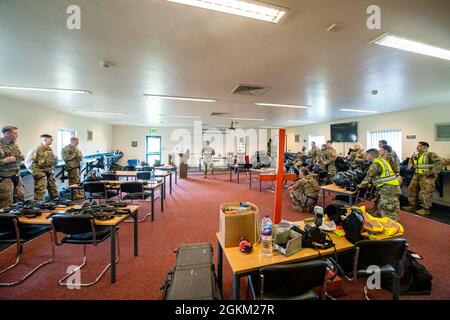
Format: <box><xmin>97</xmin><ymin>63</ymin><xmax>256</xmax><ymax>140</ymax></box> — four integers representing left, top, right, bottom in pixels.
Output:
<box><xmin>149</xmin><ymin>128</ymin><xmax>158</xmax><ymax>134</ymax></box>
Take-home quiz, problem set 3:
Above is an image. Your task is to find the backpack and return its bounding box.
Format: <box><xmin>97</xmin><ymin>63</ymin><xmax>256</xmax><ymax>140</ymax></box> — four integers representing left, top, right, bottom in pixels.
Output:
<box><xmin>381</xmin><ymin>251</ymin><xmax>433</xmax><ymax>295</ymax></box>
<box><xmin>341</xmin><ymin>207</ymin><xmax>367</xmax><ymax>243</ymax></box>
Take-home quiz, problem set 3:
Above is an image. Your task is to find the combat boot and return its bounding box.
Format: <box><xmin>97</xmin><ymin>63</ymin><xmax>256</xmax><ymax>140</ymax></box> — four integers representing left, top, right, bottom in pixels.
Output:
<box><xmin>415</xmin><ymin>208</ymin><xmax>431</xmax><ymax>216</ymax></box>
<box><xmin>402</xmin><ymin>205</ymin><xmax>417</xmax><ymax>212</ymax></box>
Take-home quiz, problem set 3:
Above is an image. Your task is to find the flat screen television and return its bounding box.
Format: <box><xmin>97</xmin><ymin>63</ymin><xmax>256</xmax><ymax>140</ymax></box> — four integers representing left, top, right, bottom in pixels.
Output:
<box><xmin>330</xmin><ymin>122</ymin><xmax>358</xmax><ymax>142</ymax></box>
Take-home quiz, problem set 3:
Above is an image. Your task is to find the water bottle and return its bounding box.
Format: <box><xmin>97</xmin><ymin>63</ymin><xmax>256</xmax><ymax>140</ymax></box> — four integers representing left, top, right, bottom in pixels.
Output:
<box><xmin>261</xmin><ymin>215</ymin><xmax>273</xmax><ymax>258</ymax></box>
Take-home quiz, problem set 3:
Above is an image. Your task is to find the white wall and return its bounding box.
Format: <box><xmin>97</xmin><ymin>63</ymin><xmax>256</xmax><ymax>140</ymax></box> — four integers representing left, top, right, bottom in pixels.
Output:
<box><xmin>286</xmin><ymin>105</ymin><xmax>450</xmax><ymax>160</ymax></box>
<box><xmin>0</xmin><ymin>95</ymin><xmax>113</xmax><ymax>157</ymax></box>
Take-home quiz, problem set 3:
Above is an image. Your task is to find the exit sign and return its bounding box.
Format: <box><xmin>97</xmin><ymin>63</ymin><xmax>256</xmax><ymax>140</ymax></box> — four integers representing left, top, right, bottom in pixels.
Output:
<box><xmin>149</xmin><ymin>128</ymin><xmax>158</xmax><ymax>134</ymax></box>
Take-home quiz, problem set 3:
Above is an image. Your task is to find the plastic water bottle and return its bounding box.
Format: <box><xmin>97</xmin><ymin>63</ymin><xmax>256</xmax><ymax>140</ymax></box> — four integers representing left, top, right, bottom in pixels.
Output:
<box><xmin>261</xmin><ymin>215</ymin><xmax>273</xmax><ymax>258</ymax></box>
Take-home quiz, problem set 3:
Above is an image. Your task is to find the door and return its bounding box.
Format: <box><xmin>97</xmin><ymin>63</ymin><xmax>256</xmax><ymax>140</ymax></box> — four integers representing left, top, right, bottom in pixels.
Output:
<box><xmin>146</xmin><ymin>136</ymin><xmax>162</xmax><ymax>166</ymax></box>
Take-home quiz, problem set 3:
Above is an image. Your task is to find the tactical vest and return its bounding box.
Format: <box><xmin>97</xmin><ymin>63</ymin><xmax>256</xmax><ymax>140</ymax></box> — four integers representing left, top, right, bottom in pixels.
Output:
<box><xmin>373</xmin><ymin>158</ymin><xmax>399</xmax><ymax>188</ymax></box>
<box><xmin>414</xmin><ymin>152</ymin><xmax>434</xmax><ymax>174</ymax></box>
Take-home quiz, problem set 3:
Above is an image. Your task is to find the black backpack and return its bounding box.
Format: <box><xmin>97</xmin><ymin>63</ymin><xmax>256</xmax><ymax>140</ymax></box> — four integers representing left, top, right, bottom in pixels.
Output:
<box><xmin>382</xmin><ymin>251</ymin><xmax>433</xmax><ymax>295</ymax></box>
<box><xmin>341</xmin><ymin>207</ymin><xmax>367</xmax><ymax>244</ymax></box>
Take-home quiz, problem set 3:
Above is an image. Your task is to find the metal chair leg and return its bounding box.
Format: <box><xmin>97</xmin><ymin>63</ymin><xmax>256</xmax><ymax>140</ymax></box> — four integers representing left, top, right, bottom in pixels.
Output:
<box><xmin>59</xmin><ymin>230</ymin><xmax>120</xmax><ymax>287</ymax></box>
<box><xmin>0</xmin><ymin>231</ymin><xmax>55</xmax><ymax>287</ymax></box>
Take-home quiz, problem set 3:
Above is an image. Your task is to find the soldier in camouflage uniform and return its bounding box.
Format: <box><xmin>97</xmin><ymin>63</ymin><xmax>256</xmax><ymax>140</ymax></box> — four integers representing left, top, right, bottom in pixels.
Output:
<box><xmin>348</xmin><ymin>143</ymin><xmax>366</xmax><ymax>169</ymax></box>
<box><xmin>367</xmin><ymin>145</ymin><xmax>402</xmax><ymax>214</ymax></box>
<box><xmin>25</xmin><ymin>134</ymin><xmax>58</xmax><ymax>201</ymax></box>
<box><xmin>0</xmin><ymin>126</ymin><xmax>25</xmax><ymax>208</ymax></box>
<box><xmin>379</xmin><ymin>140</ymin><xmax>400</xmax><ymax>169</ymax></box>
<box><xmin>61</xmin><ymin>137</ymin><xmax>83</xmax><ymax>186</ymax></box>
<box><xmin>357</xmin><ymin>148</ymin><xmax>401</xmax><ymax>221</ymax></box>
<box><xmin>403</xmin><ymin>142</ymin><xmax>442</xmax><ymax>215</ymax></box>
<box><xmin>289</xmin><ymin>167</ymin><xmax>320</xmax><ymax>212</ymax></box>
<box><xmin>321</xmin><ymin>140</ymin><xmax>337</xmax><ymax>182</ymax></box>
<box><xmin>308</xmin><ymin>141</ymin><xmax>321</xmax><ymax>164</ymax></box>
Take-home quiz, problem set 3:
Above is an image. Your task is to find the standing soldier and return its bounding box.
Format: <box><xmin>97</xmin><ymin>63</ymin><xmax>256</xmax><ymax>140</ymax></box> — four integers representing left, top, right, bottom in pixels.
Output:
<box><xmin>0</xmin><ymin>126</ymin><xmax>25</xmax><ymax>208</ymax></box>
<box><xmin>62</xmin><ymin>137</ymin><xmax>83</xmax><ymax>186</ymax></box>
<box><xmin>25</xmin><ymin>134</ymin><xmax>58</xmax><ymax>201</ymax></box>
<box><xmin>379</xmin><ymin>140</ymin><xmax>400</xmax><ymax>168</ymax></box>
<box><xmin>289</xmin><ymin>167</ymin><xmax>320</xmax><ymax>212</ymax></box>
<box><xmin>308</xmin><ymin>141</ymin><xmax>321</xmax><ymax>164</ymax></box>
<box><xmin>322</xmin><ymin>140</ymin><xmax>337</xmax><ymax>182</ymax></box>
<box><xmin>357</xmin><ymin>148</ymin><xmax>401</xmax><ymax>221</ymax></box>
<box><xmin>403</xmin><ymin>142</ymin><xmax>442</xmax><ymax>215</ymax></box>
<box><xmin>202</xmin><ymin>141</ymin><xmax>215</xmax><ymax>179</ymax></box>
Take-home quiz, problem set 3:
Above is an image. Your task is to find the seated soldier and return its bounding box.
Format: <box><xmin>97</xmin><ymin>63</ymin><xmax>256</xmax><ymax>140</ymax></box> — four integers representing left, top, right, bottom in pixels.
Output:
<box><xmin>289</xmin><ymin>167</ymin><xmax>320</xmax><ymax>212</ymax></box>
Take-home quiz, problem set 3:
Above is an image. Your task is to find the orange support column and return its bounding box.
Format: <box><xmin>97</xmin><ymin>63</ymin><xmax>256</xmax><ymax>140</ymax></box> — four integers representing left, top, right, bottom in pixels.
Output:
<box><xmin>273</xmin><ymin>128</ymin><xmax>286</xmax><ymax>224</ymax></box>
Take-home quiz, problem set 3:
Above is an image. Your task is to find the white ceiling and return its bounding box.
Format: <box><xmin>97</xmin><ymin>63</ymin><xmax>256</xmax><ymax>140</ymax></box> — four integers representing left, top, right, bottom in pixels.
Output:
<box><xmin>0</xmin><ymin>0</ymin><xmax>449</xmax><ymax>128</ymax></box>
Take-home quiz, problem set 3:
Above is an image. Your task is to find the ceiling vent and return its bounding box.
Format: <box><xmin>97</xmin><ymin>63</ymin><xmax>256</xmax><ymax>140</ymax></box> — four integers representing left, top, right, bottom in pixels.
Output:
<box><xmin>231</xmin><ymin>84</ymin><xmax>270</xmax><ymax>96</ymax></box>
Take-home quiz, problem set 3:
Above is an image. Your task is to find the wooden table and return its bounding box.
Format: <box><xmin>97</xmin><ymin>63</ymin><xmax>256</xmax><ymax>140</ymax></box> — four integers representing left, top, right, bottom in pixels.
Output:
<box><xmin>229</xmin><ymin>164</ymin><xmax>248</xmax><ymax>184</ymax></box>
<box><xmin>216</xmin><ymin>220</ymin><xmax>403</xmax><ymax>300</ymax></box>
<box><xmin>70</xmin><ymin>180</ymin><xmax>164</xmax><ymax>219</ymax></box>
<box><xmin>155</xmin><ymin>165</ymin><xmax>178</xmax><ymax>185</ymax></box>
<box><xmin>320</xmin><ymin>183</ymin><xmax>357</xmax><ymax>208</ymax></box>
<box><xmin>115</xmin><ymin>170</ymin><xmax>172</xmax><ymax>197</ymax></box>
<box><xmin>18</xmin><ymin>204</ymin><xmax>140</xmax><ymax>284</ymax></box>
<box><xmin>249</xmin><ymin>168</ymin><xmax>297</xmax><ymax>192</ymax></box>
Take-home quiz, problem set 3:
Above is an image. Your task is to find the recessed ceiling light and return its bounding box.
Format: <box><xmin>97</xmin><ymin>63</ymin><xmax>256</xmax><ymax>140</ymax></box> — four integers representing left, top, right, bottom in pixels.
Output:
<box><xmin>372</xmin><ymin>34</ymin><xmax>450</xmax><ymax>61</ymax></box>
<box><xmin>159</xmin><ymin>114</ymin><xmax>202</xmax><ymax>119</ymax></box>
<box><xmin>72</xmin><ymin>110</ymin><xmax>126</xmax><ymax>115</ymax></box>
<box><xmin>0</xmin><ymin>85</ymin><xmax>91</xmax><ymax>94</ymax></box>
<box><xmin>338</xmin><ymin>109</ymin><xmax>379</xmax><ymax>114</ymax></box>
<box><xmin>255</xmin><ymin>102</ymin><xmax>310</xmax><ymax>109</ymax></box>
<box><xmin>144</xmin><ymin>94</ymin><xmax>217</xmax><ymax>103</ymax></box>
<box><xmin>166</xmin><ymin>0</ymin><xmax>287</xmax><ymax>24</ymax></box>
<box><xmin>229</xmin><ymin>117</ymin><xmax>265</xmax><ymax>121</ymax></box>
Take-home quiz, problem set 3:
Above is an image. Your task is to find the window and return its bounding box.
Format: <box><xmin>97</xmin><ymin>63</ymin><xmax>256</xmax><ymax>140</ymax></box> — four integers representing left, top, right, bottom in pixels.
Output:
<box><xmin>308</xmin><ymin>134</ymin><xmax>325</xmax><ymax>149</ymax></box>
<box><xmin>146</xmin><ymin>136</ymin><xmax>162</xmax><ymax>166</ymax></box>
<box><xmin>367</xmin><ymin>129</ymin><xmax>402</xmax><ymax>161</ymax></box>
<box><xmin>57</xmin><ymin>129</ymin><xmax>76</xmax><ymax>158</ymax></box>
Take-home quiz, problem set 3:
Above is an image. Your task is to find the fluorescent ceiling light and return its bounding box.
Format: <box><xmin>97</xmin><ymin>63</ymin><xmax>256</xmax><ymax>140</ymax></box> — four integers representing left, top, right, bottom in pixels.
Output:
<box><xmin>288</xmin><ymin>120</ymin><xmax>314</xmax><ymax>123</ymax></box>
<box><xmin>338</xmin><ymin>109</ymin><xmax>379</xmax><ymax>114</ymax></box>
<box><xmin>72</xmin><ymin>110</ymin><xmax>127</xmax><ymax>115</ymax></box>
<box><xmin>0</xmin><ymin>85</ymin><xmax>91</xmax><ymax>94</ymax></box>
<box><xmin>229</xmin><ymin>117</ymin><xmax>265</xmax><ymax>121</ymax></box>
<box><xmin>160</xmin><ymin>114</ymin><xmax>202</xmax><ymax>118</ymax></box>
<box><xmin>255</xmin><ymin>102</ymin><xmax>310</xmax><ymax>109</ymax></box>
<box><xmin>144</xmin><ymin>94</ymin><xmax>216</xmax><ymax>103</ymax></box>
<box><xmin>166</xmin><ymin>0</ymin><xmax>287</xmax><ymax>23</ymax></box>
<box><xmin>372</xmin><ymin>34</ymin><xmax>450</xmax><ymax>61</ymax></box>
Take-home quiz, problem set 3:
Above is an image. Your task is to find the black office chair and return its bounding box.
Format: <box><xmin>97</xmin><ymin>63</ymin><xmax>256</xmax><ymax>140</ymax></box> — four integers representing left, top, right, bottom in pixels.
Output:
<box><xmin>248</xmin><ymin>260</ymin><xmax>328</xmax><ymax>300</ymax></box>
<box><xmin>83</xmin><ymin>182</ymin><xmax>118</xmax><ymax>202</ymax></box>
<box><xmin>120</xmin><ymin>182</ymin><xmax>153</xmax><ymax>222</ymax></box>
<box><xmin>0</xmin><ymin>214</ymin><xmax>54</xmax><ymax>286</ymax></box>
<box><xmin>101</xmin><ymin>173</ymin><xmax>118</xmax><ymax>181</ymax></box>
<box><xmin>51</xmin><ymin>214</ymin><xmax>120</xmax><ymax>287</ymax></box>
<box><xmin>343</xmin><ymin>238</ymin><xmax>407</xmax><ymax>300</ymax></box>
<box><xmin>122</xmin><ymin>165</ymin><xmax>136</xmax><ymax>171</ymax></box>
<box><xmin>136</xmin><ymin>171</ymin><xmax>153</xmax><ymax>180</ymax></box>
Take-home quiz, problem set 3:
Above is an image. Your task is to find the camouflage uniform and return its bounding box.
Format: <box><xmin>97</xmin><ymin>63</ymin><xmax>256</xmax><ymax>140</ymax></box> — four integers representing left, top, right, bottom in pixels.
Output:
<box><xmin>26</xmin><ymin>145</ymin><xmax>58</xmax><ymax>201</ymax></box>
<box><xmin>308</xmin><ymin>147</ymin><xmax>321</xmax><ymax>164</ymax></box>
<box><xmin>61</xmin><ymin>144</ymin><xmax>83</xmax><ymax>185</ymax></box>
<box><xmin>407</xmin><ymin>151</ymin><xmax>442</xmax><ymax>210</ymax></box>
<box><xmin>359</xmin><ymin>158</ymin><xmax>401</xmax><ymax>221</ymax></box>
<box><xmin>290</xmin><ymin>174</ymin><xmax>320</xmax><ymax>211</ymax></box>
<box><xmin>0</xmin><ymin>138</ymin><xmax>25</xmax><ymax>208</ymax></box>
<box><xmin>322</xmin><ymin>146</ymin><xmax>337</xmax><ymax>178</ymax></box>
<box><xmin>349</xmin><ymin>149</ymin><xmax>366</xmax><ymax>169</ymax></box>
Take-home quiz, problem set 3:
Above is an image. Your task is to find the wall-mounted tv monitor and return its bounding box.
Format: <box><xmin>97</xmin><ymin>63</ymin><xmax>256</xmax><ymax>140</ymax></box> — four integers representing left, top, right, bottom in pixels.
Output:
<box><xmin>330</xmin><ymin>122</ymin><xmax>358</xmax><ymax>142</ymax></box>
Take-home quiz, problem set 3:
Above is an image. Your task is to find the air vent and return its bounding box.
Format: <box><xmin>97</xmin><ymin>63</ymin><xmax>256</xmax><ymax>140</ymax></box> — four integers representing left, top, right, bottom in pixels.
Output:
<box><xmin>210</xmin><ymin>112</ymin><xmax>229</xmax><ymax>117</ymax></box>
<box><xmin>231</xmin><ymin>84</ymin><xmax>270</xmax><ymax>96</ymax></box>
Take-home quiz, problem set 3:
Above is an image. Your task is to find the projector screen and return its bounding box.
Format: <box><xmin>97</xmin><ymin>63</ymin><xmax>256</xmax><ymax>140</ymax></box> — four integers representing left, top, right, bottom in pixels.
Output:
<box><xmin>330</xmin><ymin>122</ymin><xmax>358</xmax><ymax>142</ymax></box>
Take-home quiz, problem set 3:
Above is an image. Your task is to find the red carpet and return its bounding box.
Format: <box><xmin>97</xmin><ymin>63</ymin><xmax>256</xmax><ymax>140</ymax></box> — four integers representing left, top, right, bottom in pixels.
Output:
<box><xmin>1</xmin><ymin>173</ymin><xmax>449</xmax><ymax>300</ymax></box>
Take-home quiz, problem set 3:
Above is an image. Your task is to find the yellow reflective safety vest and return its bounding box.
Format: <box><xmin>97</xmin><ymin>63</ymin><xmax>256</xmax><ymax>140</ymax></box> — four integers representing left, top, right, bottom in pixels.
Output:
<box><xmin>414</xmin><ymin>152</ymin><xmax>434</xmax><ymax>174</ymax></box>
<box><xmin>373</xmin><ymin>158</ymin><xmax>400</xmax><ymax>188</ymax></box>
